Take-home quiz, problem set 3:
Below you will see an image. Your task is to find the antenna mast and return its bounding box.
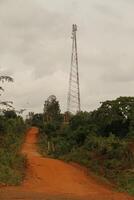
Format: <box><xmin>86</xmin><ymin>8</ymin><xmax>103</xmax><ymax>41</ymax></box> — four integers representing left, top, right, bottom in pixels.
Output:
<box><xmin>67</xmin><ymin>24</ymin><xmax>81</xmax><ymax>114</ymax></box>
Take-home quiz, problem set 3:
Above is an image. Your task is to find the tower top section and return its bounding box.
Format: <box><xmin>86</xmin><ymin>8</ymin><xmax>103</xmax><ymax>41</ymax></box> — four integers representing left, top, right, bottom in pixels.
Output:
<box><xmin>72</xmin><ymin>24</ymin><xmax>77</xmax><ymax>39</ymax></box>
<box><xmin>72</xmin><ymin>24</ymin><xmax>77</xmax><ymax>32</ymax></box>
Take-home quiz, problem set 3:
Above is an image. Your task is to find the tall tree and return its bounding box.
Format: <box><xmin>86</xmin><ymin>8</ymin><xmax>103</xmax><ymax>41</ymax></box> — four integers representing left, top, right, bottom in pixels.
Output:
<box><xmin>44</xmin><ymin>95</ymin><xmax>61</xmax><ymax>122</ymax></box>
<box><xmin>92</xmin><ymin>97</ymin><xmax>134</xmax><ymax>137</ymax></box>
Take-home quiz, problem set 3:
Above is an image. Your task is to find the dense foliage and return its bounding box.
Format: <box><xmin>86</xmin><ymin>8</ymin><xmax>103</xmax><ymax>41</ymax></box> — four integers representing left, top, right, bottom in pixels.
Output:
<box><xmin>37</xmin><ymin>96</ymin><xmax>134</xmax><ymax>195</ymax></box>
<box><xmin>91</xmin><ymin>97</ymin><xmax>134</xmax><ymax>138</ymax></box>
<box><xmin>0</xmin><ymin>110</ymin><xmax>26</xmax><ymax>185</ymax></box>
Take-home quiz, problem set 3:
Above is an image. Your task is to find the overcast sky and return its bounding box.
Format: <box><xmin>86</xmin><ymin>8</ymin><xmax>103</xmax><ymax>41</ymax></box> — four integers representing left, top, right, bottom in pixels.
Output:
<box><xmin>1</xmin><ymin>0</ymin><xmax>134</xmax><ymax>115</ymax></box>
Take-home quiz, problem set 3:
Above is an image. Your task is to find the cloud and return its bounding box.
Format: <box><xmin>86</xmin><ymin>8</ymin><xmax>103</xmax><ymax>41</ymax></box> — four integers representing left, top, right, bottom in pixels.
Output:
<box><xmin>0</xmin><ymin>0</ymin><xmax>134</xmax><ymax>115</ymax></box>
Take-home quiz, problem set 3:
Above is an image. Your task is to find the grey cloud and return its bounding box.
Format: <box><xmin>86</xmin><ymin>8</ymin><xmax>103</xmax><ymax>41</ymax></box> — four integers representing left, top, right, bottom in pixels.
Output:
<box><xmin>101</xmin><ymin>65</ymin><xmax>134</xmax><ymax>83</ymax></box>
<box><xmin>0</xmin><ymin>0</ymin><xmax>71</xmax><ymax>78</ymax></box>
<box><xmin>0</xmin><ymin>0</ymin><xmax>134</xmax><ymax>114</ymax></box>
<box><xmin>93</xmin><ymin>2</ymin><xmax>121</xmax><ymax>20</ymax></box>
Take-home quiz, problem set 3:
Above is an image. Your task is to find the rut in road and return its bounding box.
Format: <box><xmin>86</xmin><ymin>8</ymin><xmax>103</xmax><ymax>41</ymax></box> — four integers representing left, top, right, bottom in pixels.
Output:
<box><xmin>0</xmin><ymin>127</ymin><xmax>133</xmax><ymax>200</ymax></box>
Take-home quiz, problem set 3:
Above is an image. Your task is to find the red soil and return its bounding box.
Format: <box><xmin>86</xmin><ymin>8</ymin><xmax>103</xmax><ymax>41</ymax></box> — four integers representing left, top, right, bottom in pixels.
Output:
<box><xmin>0</xmin><ymin>127</ymin><xmax>133</xmax><ymax>200</ymax></box>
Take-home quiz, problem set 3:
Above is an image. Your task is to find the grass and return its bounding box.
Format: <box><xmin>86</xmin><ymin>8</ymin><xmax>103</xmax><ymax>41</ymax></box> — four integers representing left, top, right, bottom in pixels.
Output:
<box><xmin>0</xmin><ymin>131</ymin><xmax>26</xmax><ymax>185</ymax></box>
<box><xmin>59</xmin><ymin>147</ymin><xmax>134</xmax><ymax>196</ymax></box>
<box><xmin>37</xmin><ymin>132</ymin><xmax>48</xmax><ymax>156</ymax></box>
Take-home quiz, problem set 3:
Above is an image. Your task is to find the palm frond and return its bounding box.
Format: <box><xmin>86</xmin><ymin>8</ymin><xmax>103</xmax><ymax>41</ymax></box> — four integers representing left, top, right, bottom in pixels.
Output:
<box><xmin>16</xmin><ymin>109</ymin><xmax>26</xmax><ymax>114</ymax></box>
<box><xmin>0</xmin><ymin>87</ymin><xmax>4</xmax><ymax>91</ymax></box>
<box><xmin>0</xmin><ymin>101</ymin><xmax>14</xmax><ymax>108</ymax></box>
<box><xmin>0</xmin><ymin>76</ymin><xmax>14</xmax><ymax>83</ymax></box>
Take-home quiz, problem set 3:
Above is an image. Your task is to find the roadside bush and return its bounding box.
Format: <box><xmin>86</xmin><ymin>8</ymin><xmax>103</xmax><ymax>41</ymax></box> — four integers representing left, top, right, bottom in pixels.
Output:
<box><xmin>0</xmin><ymin>114</ymin><xmax>26</xmax><ymax>185</ymax></box>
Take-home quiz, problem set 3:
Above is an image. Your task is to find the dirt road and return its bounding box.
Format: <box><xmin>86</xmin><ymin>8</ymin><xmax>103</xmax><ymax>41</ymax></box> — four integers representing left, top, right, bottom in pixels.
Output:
<box><xmin>0</xmin><ymin>127</ymin><xmax>133</xmax><ymax>200</ymax></box>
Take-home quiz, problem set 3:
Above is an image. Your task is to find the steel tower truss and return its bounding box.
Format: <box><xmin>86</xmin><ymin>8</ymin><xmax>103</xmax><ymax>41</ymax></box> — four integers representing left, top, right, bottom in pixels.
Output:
<box><xmin>67</xmin><ymin>24</ymin><xmax>81</xmax><ymax>114</ymax></box>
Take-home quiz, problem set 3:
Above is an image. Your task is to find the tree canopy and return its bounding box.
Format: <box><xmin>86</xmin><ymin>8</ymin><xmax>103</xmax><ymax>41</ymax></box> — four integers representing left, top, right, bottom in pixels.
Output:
<box><xmin>44</xmin><ymin>95</ymin><xmax>61</xmax><ymax>122</ymax></box>
<box><xmin>91</xmin><ymin>97</ymin><xmax>134</xmax><ymax>137</ymax></box>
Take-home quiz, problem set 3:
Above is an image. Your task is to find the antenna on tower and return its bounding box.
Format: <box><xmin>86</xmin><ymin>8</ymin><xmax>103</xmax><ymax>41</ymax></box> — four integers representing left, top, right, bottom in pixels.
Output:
<box><xmin>67</xmin><ymin>24</ymin><xmax>81</xmax><ymax>114</ymax></box>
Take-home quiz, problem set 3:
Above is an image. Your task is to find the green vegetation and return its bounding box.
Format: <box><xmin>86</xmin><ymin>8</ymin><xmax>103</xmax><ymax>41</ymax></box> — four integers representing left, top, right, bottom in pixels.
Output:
<box><xmin>35</xmin><ymin>96</ymin><xmax>134</xmax><ymax>195</ymax></box>
<box><xmin>0</xmin><ymin>110</ymin><xmax>26</xmax><ymax>185</ymax></box>
<box><xmin>0</xmin><ymin>76</ymin><xmax>26</xmax><ymax>185</ymax></box>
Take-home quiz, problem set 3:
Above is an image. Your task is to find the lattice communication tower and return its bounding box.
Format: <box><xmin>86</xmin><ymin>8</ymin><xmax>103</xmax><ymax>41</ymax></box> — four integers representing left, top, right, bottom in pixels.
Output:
<box><xmin>67</xmin><ymin>24</ymin><xmax>81</xmax><ymax>114</ymax></box>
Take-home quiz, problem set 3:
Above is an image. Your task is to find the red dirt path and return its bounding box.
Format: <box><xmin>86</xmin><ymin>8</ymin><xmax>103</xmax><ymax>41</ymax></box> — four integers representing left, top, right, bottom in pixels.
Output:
<box><xmin>0</xmin><ymin>127</ymin><xmax>133</xmax><ymax>200</ymax></box>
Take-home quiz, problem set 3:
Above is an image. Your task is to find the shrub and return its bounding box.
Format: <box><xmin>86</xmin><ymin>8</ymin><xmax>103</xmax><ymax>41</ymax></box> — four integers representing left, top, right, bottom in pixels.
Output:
<box><xmin>0</xmin><ymin>115</ymin><xmax>26</xmax><ymax>185</ymax></box>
